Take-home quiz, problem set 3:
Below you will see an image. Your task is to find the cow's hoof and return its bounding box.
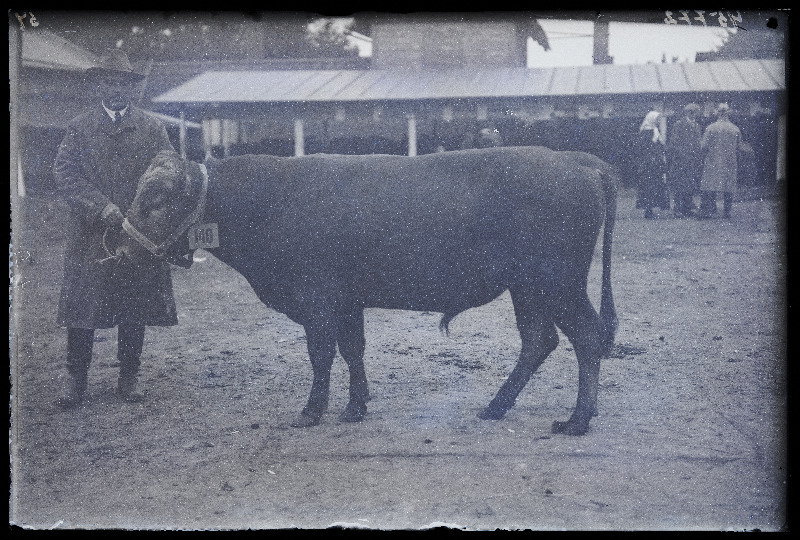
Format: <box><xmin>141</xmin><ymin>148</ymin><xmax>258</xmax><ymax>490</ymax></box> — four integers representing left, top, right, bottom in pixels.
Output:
<box><xmin>291</xmin><ymin>411</ymin><xmax>322</xmax><ymax>428</ymax></box>
<box><xmin>477</xmin><ymin>405</ymin><xmax>507</xmax><ymax>420</ymax></box>
<box><xmin>339</xmin><ymin>402</ymin><xmax>367</xmax><ymax>423</ymax></box>
<box><xmin>551</xmin><ymin>419</ymin><xmax>589</xmax><ymax>436</ymax></box>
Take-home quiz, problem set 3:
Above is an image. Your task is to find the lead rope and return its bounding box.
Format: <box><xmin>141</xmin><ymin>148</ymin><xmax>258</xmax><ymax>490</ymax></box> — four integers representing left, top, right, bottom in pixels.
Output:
<box><xmin>96</xmin><ymin>228</ymin><xmax>124</xmax><ymax>265</ymax></box>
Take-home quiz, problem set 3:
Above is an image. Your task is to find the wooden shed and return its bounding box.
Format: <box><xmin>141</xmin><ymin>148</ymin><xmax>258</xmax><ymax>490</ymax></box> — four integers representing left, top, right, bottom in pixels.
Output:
<box><xmin>154</xmin><ymin>59</ymin><xmax>786</xmax><ymax>186</ymax></box>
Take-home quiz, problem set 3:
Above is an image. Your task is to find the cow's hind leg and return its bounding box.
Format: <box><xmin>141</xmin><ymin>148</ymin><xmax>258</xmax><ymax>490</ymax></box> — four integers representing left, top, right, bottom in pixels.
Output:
<box><xmin>552</xmin><ymin>293</ymin><xmax>603</xmax><ymax>436</ymax></box>
<box><xmin>292</xmin><ymin>319</ymin><xmax>337</xmax><ymax>428</ymax></box>
<box><xmin>337</xmin><ymin>306</ymin><xmax>370</xmax><ymax>422</ymax></box>
<box><xmin>478</xmin><ymin>288</ymin><xmax>558</xmax><ymax>420</ymax></box>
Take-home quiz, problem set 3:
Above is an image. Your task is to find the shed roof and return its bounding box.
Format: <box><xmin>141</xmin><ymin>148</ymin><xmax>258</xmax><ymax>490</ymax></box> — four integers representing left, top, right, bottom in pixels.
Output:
<box><xmin>154</xmin><ymin>59</ymin><xmax>784</xmax><ymax>104</ymax></box>
<box><xmin>22</xmin><ymin>29</ymin><xmax>99</xmax><ymax>71</ymax></box>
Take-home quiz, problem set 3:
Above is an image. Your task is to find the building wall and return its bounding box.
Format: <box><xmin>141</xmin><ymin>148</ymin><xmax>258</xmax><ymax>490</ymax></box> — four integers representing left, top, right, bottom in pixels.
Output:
<box><xmin>372</xmin><ymin>22</ymin><xmax>521</xmax><ymax>69</ymax></box>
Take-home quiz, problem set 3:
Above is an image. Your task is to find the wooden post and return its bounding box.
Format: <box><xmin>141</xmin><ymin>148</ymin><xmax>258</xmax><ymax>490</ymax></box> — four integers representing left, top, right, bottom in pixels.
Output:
<box><xmin>776</xmin><ymin>114</ymin><xmax>786</xmax><ymax>182</ymax></box>
<box><xmin>179</xmin><ymin>111</ymin><xmax>187</xmax><ymax>159</ymax></box>
<box><xmin>202</xmin><ymin>119</ymin><xmax>213</xmax><ymax>160</ymax></box>
<box><xmin>407</xmin><ymin>114</ymin><xmax>417</xmax><ymax>157</ymax></box>
<box><xmin>592</xmin><ymin>17</ymin><xmax>613</xmax><ymax>65</ymax></box>
<box><xmin>10</xmin><ymin>22</ymin><xmax>23</xmax><ymax>197</ymax></box>
<box><xmin>221</xmin><ymin>120</ymin><xmax>237</xmax><ymax>157</ymax></box>
<box><xmin>294</xmin><ymin>119</ymin><xmax>305</xmax><ymax>157</ymax></box>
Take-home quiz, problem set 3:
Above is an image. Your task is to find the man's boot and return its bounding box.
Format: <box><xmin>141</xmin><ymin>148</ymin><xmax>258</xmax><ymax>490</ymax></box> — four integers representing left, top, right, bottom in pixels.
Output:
<box><xmin>57</xmin><ymin>371</ymin><xmax>88</xmax><ymax>409</ymax></box>
<box><xmin>117</xmin><ymin>371</ymin><xmax>144</xmax><ymax>402</ymax></box>
<box><xmin>117</xmin><ymin>324</ymin><xmax>145</xmax><ymax>402</ymax></box>
<box><xmin>57</xmin><ymin>328</ymin><xmax>94</xmax><ymax>409</ymax></box>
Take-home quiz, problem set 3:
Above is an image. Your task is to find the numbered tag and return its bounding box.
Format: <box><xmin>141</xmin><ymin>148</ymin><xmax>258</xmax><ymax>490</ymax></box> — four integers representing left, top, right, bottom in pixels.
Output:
<box><xmin>188</xmin><ymin>223</ymin><xmax>220</xmax><ymax>250</ymax></box>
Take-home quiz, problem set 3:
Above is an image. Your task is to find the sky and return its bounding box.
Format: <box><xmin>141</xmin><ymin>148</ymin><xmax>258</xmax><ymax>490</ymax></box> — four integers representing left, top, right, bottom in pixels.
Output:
<box><xmin>527</xmin><ymin>20</ymin><xmax>731</xmax><ymax>66</ymax></box>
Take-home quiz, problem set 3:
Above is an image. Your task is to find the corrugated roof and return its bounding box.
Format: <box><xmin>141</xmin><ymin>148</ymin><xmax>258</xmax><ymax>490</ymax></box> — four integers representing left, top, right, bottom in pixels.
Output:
<box><xmin>154</xmin><ymin>59</ymin><xmax>785</xmax><ymax>104</ymax></box>
<box><xmin>22</xmin><ymin>29</ymin><xmax>99</xmax><ymax>71</ymax></box>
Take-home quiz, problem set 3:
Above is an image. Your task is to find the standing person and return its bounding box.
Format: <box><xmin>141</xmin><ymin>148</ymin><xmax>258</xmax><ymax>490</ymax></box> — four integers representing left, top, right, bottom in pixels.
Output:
<box><xmin>666</xmin><ymin>103</ymin><xmax>703</xmax><ymax>217</ymax></box>
<box><xmin>698</xmin><ymin>103</ymin><xmax>742</xmax><ymax>219</ymax></box>
<box><xmin>634</xmin><ymin>111</ymin><xmax>669</xmax><ymax>219</ymax></box>
<box><xmin>53</xmin><ymin>49</ymin><xmax>177</xmax><ymax>408</ymax></box>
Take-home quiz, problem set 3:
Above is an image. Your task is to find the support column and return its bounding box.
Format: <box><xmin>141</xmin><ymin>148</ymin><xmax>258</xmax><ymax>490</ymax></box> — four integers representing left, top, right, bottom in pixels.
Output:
<box><xmin>407</xmin><ymin>114</ymin><xmax>417</xmax><ymax>157</ymax></box>
<box><xmin>592</xmin><ymin>16</ymin><xmax>614</xmax><ymax>65</ymax></box>
<box><xmin>221</xmin><ymin>119</ymin><xmax>238</xmax><ymax>157</ymax></box>
<box><xmin>294</xmin><ymin>118</ymin><xmax>305</xmax><ymax>157</ymax></box>
<box><xmin>179</xmin><ymin>111</ymin><xmax>187</xmax><ymax>159</ymax></box>
<box><xmin>776</xmin><ymin>114</ymin><xmax>786</xmax><ymax>183</ymax></box>
<box><xmin>10</xmin><ymin>22</ymin><xmax>23</xmax><ymax>197</ymax></box>
<box><xmin>202</xmin><ymin>119</ymin><xmax>220</xmax><ymax>160</ymax></box>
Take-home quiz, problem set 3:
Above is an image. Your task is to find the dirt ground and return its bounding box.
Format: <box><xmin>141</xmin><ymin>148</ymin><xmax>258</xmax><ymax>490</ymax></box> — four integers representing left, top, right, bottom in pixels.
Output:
<box><xmin>10</xmin><ymin>186</ymin><xmax>787</xmax><ymax>531</ymax></box>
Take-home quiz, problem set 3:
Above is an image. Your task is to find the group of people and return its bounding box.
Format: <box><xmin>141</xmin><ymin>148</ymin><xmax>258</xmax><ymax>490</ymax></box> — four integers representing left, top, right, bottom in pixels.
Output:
<box><xmin>636</xmin><ymin>102</ymin><xmax>745</xmax><ymax>220</ymax></box>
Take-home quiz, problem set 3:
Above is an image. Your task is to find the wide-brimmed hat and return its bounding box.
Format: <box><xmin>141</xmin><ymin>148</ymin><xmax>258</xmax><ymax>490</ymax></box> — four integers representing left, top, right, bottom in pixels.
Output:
<box><xmin>684</xmin><ymin>103</ymin><xmax>701</xmax><ymax>112</ymax></box>
<box><xmin>86</xmin><ymin>49</ymin><xmax>144</xmax><ymax>82</ymax></box>
<box><xmin>715</xmin><ymin>103</ymin><xmax>731</xmax><ymax>115</ymax></box>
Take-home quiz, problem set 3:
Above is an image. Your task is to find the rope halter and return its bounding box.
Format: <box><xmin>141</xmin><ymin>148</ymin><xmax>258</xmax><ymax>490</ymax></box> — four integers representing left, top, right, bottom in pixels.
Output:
<box><xmin>121</xmin><ymin>163</ymin><xmax>209</xmax><ymax>262</ymax></box>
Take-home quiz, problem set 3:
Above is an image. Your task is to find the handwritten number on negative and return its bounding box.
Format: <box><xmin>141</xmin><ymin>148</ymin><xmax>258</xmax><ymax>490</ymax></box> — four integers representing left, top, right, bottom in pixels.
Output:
<box><xmin>14</xmin><ymin>12</ymin><xmax>39</xmax><ymax>30</ymax></box>
<box><xmin>664</xmin><ymin>10</ymin><xmax>743</xmax><ymax>28</ymax></box>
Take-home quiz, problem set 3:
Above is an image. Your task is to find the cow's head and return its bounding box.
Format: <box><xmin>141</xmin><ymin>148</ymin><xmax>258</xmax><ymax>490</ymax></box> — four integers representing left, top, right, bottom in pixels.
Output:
<box><xmin>113</xmin><ymin>150</ymin><xmax>207</xmax><ymax>267</ymax></box>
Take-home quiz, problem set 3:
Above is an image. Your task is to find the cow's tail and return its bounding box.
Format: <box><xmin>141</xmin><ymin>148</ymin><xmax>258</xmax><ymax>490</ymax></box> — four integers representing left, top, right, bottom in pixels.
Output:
<box><xmin>598</xmin><ymin>169</ymin><xmax>618</xmax><ymax>358</ymax></box>
<box><xmin>439</xmin><ymin>312</ymin><xmax>455</xmax><ymax>336</ymax></box>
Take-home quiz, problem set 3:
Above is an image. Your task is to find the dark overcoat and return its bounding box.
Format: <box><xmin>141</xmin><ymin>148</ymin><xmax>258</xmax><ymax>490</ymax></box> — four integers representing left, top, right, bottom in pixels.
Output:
<box><xmin>666</xmin><ymin>116</ymin><xmax>703</xmax><ymax>194</ymax></box>
<box><xmin>53</xmin><ymin>105</ymin><xmax>178</xmax><ymax>329</ymax></box>
<box><xmin>634</xmin><ymin>131</ymin><xmax>669</xmax><ymax>210</ymax></box>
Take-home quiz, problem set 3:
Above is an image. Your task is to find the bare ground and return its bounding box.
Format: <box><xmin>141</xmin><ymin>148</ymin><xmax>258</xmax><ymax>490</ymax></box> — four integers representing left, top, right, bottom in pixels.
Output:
<box><xmin>10</xmin><ymin>188</ymin><xmax>787</xmax><ymax>530</ymax></box>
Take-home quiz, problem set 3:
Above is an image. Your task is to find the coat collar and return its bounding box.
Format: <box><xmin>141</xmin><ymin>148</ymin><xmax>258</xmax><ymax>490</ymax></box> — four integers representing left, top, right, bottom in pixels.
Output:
<box><xmin>102</xmin><ymin>103</ymin><xmax>129</xmax><ymax>121</ymax></box>
<box><xmin>94</xmin><ymin>104</ymin><xmax>139</xmax><ymax>136</ymax></box>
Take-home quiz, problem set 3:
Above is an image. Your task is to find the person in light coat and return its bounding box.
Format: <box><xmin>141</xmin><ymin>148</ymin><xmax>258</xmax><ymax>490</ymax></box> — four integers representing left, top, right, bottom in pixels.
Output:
<box><xmin>53</xmin><ymin>49</ymin><xmax>177</xmax><ymax>408</ymax></box>
<box><xmin>698</xmin><ymin>103</ymin><xmax>743</xmax><ymax>219</ymax></box>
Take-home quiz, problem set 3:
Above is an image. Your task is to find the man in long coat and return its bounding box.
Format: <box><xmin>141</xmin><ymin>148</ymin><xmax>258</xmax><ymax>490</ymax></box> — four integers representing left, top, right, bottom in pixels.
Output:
<box><xmin>698</xmin><ymin>103</ymin><xmax>742</xmax><ymax>219</ymax></box>
<box><xmin>666</xmin><ymin>103</ymin><xmax>703</xmax><ymax>217</ymax></box>
<box><xmin>54</xmin><ymin>49</ymin><xmax>177</xmax><ymax>408</ymax></box>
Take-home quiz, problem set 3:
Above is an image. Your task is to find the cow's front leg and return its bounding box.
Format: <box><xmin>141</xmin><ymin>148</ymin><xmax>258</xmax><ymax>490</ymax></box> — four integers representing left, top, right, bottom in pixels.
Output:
<box><xmin>291</xmin><ymin>319</ymin><xmax>336</xmax><ymax>428</ymax></box>
<box><xmin>336</xmin><ymin>305</ymin><xmax>369</xmax><ymax>422</ymax></box>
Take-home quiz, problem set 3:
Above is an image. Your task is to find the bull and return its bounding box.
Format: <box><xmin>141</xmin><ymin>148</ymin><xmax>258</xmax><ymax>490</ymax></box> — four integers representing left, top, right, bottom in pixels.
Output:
<box><xmin>114</xmin><ymin>146</ymin><xmax>617</xmax><ymax>435</ymax></box>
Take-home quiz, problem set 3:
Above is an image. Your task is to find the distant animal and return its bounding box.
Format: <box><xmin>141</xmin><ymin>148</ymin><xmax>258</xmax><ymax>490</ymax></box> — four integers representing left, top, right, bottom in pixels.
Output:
<box><xmin>113</xmin><ymin>146</ymin><xmax>618</xmax><ymax>435</ymax></box>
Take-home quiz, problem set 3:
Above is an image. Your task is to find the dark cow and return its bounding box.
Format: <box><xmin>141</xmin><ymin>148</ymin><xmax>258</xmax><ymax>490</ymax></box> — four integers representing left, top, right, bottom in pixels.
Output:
<box><xmin>115</xmin><ymin>146</ymin><xmax>617</xmax><ymax>435</ymax></box>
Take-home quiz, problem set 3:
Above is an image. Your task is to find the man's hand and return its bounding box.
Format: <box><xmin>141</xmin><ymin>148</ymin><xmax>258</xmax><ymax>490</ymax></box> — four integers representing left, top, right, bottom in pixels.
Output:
<box><xmin>101</xmin><ymin>203</ymin><xmax>125</xmax><ymax>229</ymax></box>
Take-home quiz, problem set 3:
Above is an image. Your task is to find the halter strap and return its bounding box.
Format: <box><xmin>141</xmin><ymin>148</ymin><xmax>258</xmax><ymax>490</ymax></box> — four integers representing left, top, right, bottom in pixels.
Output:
<box><xmin>122</xmin><ymin>163</ymin><xmax>209</xmax><ymax>260</ymax></box>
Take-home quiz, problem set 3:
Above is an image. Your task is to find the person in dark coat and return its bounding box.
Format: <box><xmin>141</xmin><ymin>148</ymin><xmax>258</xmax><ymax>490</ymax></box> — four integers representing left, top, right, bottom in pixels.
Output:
<box><xmin>666</xmin><ymin>103</ymin><xmax>703</xmax><ymax>217</ymax></box>
<box><xmin>54</xmin><ymin>49</ymin><xmax>177</xmax><ymax>408</ymax></box>
<box><xmin>634</xmin><ymin>111</ymin><xmax>669</xmax><ymax>219</ymax></box>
